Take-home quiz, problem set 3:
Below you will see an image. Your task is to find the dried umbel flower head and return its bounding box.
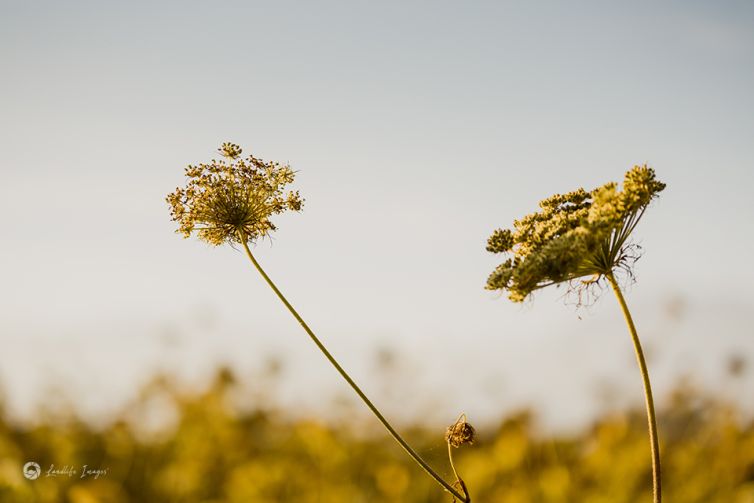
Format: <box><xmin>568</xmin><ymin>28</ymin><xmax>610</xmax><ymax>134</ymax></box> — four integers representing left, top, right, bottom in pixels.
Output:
<box><xmin>166</xmin><ymin>143</ymin><xmax>303</xmax><ymax>246</ymax></box>
<box><xmin>485</xmin><ymin>165</ymin><xmax>665</xmax><ymax>302</ymax></box>
<box><xmin>446</xmin><ymin>414</ymin><xmax>476</xmax><ymax>448</ymax></box>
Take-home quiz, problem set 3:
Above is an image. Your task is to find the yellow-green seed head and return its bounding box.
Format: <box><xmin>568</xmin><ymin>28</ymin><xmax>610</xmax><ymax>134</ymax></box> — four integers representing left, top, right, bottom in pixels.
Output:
<box><xmin>485</xmin><ymin>165</ymin><xmax>665</xmax><ymax>302</ymax></box>
<box><xmin>166</xmin><ymin>143</ymin><xmax>304</xmax><ymax>246</ymax></box>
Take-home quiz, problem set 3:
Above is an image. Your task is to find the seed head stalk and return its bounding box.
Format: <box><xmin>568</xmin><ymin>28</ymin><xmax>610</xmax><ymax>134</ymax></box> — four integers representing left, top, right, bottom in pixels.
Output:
<box><xmin>238</xmin><ymin>231</ymin><xmax>469</xmax><ymax>502</ymax></box>
<box><xmin>606</xmin><ymin>272</ymin><xmax>661</xmax><ymax>503</ymax></box>
<box><xmin>447</xmin><ymin>443</ymin><xmax>470</xmax><ymax>503</ymax></box>
<box><xmin>483</xmin><ymin>165</ymin><xmax>666</xmax><ymax>501</ymax></box>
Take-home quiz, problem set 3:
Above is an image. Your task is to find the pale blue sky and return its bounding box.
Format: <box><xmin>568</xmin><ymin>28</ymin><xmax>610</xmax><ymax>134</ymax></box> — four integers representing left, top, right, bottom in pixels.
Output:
<box><xmin>1</xmin><ymin>1</ymin><xmax>753</xmax><ymax>429</ymax></box>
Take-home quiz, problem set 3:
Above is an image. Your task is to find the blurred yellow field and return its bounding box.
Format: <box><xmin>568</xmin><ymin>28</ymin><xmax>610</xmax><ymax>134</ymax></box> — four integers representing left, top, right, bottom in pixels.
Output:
<box><xmin>2</xmin><ymin>371</ymin><xmax>753</xmax><ymax>502</ymax></box>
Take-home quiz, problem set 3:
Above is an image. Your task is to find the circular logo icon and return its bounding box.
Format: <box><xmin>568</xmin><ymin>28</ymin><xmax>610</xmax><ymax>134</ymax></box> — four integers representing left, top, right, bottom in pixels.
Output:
<box><xmin>23</xmin><ymin>462</ymin><xmax>41</xmax><ymax>480</ymax></box>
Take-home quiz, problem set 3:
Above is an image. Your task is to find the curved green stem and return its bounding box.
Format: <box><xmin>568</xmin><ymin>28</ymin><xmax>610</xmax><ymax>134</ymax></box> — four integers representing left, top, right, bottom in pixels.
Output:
<box><xmin>606</xmin><ymin>272</ymin><xmax>661</xmax><ymax>503</ymax></box>
<box><xmin>238</xmin><ymin>235</ymin><xmax>468</xmax><ymax>502</ymax></box>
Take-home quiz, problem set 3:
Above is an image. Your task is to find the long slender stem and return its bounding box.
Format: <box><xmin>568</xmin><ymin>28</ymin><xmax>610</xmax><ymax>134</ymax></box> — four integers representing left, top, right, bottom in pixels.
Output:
<box><xmin>606</xmin><ymin>272</ymin><xmax>661</xmax><ymax>503</ymax></box>
<box><xmin>238</xmin><ymin>236</ymin><xmax>468</xmax><ymax>502</ymax></box>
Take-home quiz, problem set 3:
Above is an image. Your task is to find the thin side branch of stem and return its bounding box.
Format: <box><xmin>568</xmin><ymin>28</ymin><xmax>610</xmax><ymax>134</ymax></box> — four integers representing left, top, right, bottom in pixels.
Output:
<box><xmin>447</xmin><ymin>443</ymin><xmax>470</xmax><ymax>503</ymax></box>
<box><xmin>607</xmin><ymin>272</ymin><xmax>661</xmax><ymax>503</ymax></box>
<box><xmin>238</xmin><ymin>234</ymin><xmax>468</xmax><ymax>502</ymax></box>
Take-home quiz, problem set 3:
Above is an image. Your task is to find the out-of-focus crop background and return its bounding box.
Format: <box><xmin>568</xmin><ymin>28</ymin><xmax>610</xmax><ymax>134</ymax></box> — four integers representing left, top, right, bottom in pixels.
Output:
<box><xmin>2</xmin><ymin>370</ymin><xmax>754</xmax><ymax>502</ymax></box>
<box><xmin>1</xmin><ymin>1</ymin><xmax>753</xmax><ymax>501</ymax></box>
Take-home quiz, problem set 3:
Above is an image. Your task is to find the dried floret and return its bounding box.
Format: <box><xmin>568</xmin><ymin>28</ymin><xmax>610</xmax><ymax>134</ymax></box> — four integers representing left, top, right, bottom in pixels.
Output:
<box><xmin>446</xmin><ymin>415</ymin><xmax>476</xmax><ymax>448</ymax></box>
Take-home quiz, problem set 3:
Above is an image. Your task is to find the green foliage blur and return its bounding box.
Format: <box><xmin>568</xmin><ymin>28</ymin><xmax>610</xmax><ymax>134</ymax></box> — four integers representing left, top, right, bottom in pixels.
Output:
<box><xmin>1</xmin><ymin>370</ymin><xmax>753</xmax><ymax>503</ymax></box>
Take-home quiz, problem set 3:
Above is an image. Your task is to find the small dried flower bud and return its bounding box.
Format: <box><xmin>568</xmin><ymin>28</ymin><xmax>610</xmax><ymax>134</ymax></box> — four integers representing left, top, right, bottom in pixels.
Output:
<box><xmin>446</xmin><ymin>416</ymin><xmax>476</xmax><ymax>448</ymax></box>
